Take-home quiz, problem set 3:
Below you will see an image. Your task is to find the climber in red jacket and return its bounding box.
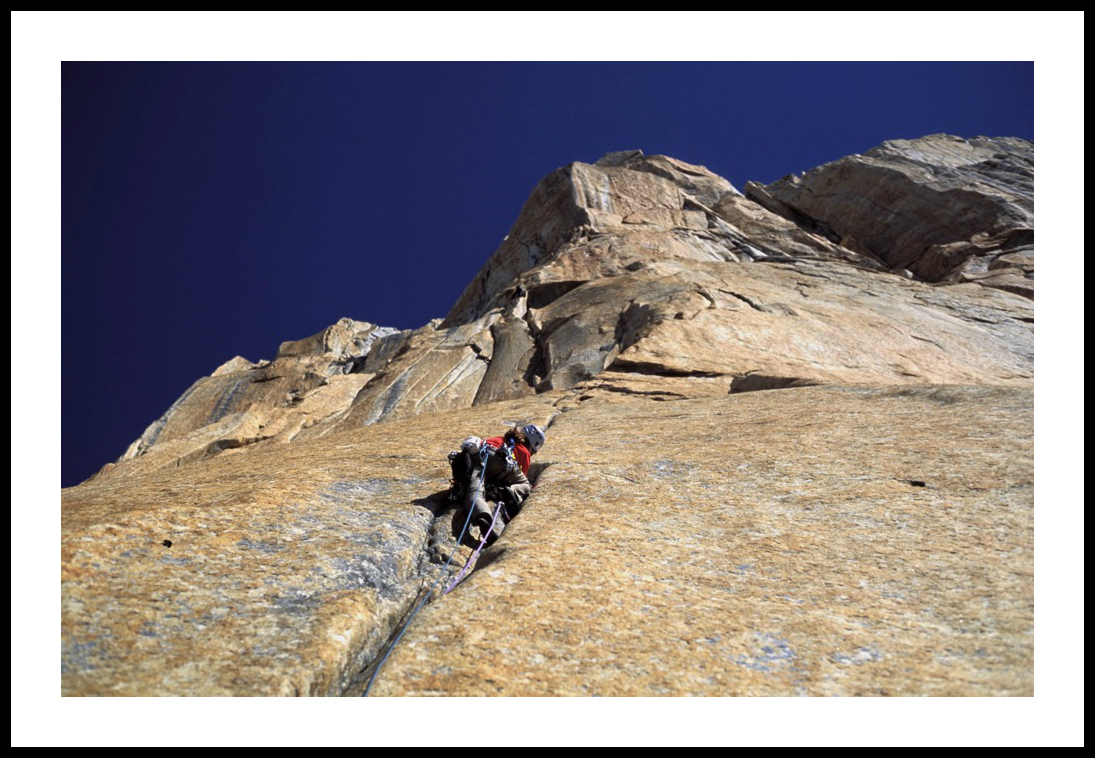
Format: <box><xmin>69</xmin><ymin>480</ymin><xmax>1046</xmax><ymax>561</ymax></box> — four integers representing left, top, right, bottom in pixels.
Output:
<box><xmin>448</xmin><ymin>424</ymin><xmax>546</xmax><ymax>545</ymax></box>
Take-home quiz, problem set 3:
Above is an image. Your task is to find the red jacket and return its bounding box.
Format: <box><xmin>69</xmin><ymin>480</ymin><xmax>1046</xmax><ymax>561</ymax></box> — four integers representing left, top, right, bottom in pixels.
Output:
<box><xmin>484</xmin><ymin>436</ymin><xmax>531</xmax><ymax>476</ymax></box>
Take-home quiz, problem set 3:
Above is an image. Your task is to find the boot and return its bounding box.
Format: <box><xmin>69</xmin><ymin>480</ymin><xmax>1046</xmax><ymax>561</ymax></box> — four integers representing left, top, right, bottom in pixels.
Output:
<box><xmin>482</xmin><ymin>505</ymin><xmax>505</xmax><ymax>546</ymax></box>
<box><xmin>447</xmin><ymin>480</ymin><xmax>466</xmax><ymax>503</ymax></box>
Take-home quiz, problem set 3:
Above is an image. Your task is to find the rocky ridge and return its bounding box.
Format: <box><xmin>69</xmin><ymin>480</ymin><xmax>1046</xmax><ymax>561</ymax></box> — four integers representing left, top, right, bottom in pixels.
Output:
<box><xmin>746</xmin><ymin>134</ymin><xmax>1034</xmax><ymax>298</ymax></box>
<box><xmin>62</xmin><ymin>135</ymin><xmax>1034</xmax><ymax>696</ymax></box>
<box><xmin>91</xmin><ymin>138</ymin><xmax>1033</xmax><ymax>481</ymax></box>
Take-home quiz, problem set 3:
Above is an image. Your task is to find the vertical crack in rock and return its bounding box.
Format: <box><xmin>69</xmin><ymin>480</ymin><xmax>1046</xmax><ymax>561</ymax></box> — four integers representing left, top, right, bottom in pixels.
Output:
<box><xmin>473</xmin><ymin>311</ymin><xmax>538</xmax><ymax>406</ymax></box>
<box><xmin>293</xmin><ymin>478</ymin><xmax>445</xmax><ymax>698</ymax></box>
<box><xmin>348</xmin><ymin>462</ymin><xmax>553</xmax><ymax>696</ymax></box>
<box><xmin>518</xmin><ymin>304</ymin><xmax>550</xmax><ymax>392</ymax></box>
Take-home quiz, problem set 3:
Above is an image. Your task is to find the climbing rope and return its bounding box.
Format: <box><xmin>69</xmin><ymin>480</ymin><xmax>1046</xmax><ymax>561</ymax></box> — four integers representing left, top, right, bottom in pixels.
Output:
<box><xmin>361</xmin><ymin>443</ymin><xmax>496</xmax><ymax>696</ymax></box>
<box><xmin>444</xmin><ymin>499</ymin><xmax>503</xmax><ymax>594</ymax></box>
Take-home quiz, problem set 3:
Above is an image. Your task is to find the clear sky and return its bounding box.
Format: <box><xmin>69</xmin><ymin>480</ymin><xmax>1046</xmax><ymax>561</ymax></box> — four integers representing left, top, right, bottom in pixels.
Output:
<box><xmin>59</xmin><ymin>58</ymin><xmax>1033</xmax><ymax>486</ymax></box>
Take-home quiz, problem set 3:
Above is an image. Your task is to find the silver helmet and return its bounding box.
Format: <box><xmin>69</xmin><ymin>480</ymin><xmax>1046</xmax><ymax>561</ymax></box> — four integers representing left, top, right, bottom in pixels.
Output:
<box><xmin>523</xmin><ymin>424</ymin><xmax>546</xmax><ymax>454</ymax></box>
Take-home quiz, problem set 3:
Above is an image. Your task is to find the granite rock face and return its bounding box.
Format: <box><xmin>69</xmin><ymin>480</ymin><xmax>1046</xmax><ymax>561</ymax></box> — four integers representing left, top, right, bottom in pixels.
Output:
<box><xmin>96</xmin><ymin>140</ymin><xmax>1033</xmax><ymax>477</ymax></box>
<box><xmin>63</xmin><ymin>136</ymin><xmax>1035</xmax><ymax>696</ymax></box>
<box><xmin>64</xmin><ymin>386</ymin><xmax>1033</xmax><ymax>697</ymax></box>
<box><xmin>62</xmin><ymin>395</ymin><xmax>559</xmax><ymax>696</ymax></box>
<box><xmin>367</xmin><ymin>385</ymin><xmax>1034</xmax><ymax>697</ymax></box>
<box><xmin>747</xmin><ymin>134</ymin><xmax>1034</xmax><ymax>298</ymax></box>
<box><xmin>101</xmin><ymin>318</ymin><xmax>411</xmax><ymax>480</ymax></box>
<box><xmin>444</xmin><ymin>150</ymin><xmax>885</xmax><ymax>329</ymax></box>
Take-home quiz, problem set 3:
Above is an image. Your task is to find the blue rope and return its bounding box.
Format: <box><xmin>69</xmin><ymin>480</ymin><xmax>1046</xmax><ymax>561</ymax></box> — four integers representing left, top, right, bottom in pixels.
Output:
<box><xmin>443</xmin><ymin>498</ymin><xmax>502</xmax><ymax>594</ymax></box>
<box><xmin>361</xmin><ymin>444</ymin><xmax>491</xmax><ymax>696</ymax></box>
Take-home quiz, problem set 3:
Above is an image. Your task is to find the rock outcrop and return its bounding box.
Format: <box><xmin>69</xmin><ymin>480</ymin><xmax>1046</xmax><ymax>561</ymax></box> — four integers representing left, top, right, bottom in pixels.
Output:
<box><xmin>746</xmin><ymin>134</ymin><xmax>1034</xmax><ymax>298</ymax></box>
<box><xmin>92</xmin><ymin>140</ymin><xmax>1033</xmax><ymax>479</ymax></box>
<box><xmin>62</xmin><ymin>135</ymin><xmax>1035</xmax><ymax>696</ymax></box>
<box><xmin>103</xmin><ymin>318</ymin><xmax>411</xmax><ymax>479</ymax></box>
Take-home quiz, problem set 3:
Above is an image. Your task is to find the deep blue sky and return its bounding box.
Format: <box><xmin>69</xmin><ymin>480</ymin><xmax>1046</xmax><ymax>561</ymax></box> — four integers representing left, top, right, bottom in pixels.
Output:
<box><xmin>61</xmin><ymin>61</ymin><xmax>1034</xmax><ymax>486</ymax></box>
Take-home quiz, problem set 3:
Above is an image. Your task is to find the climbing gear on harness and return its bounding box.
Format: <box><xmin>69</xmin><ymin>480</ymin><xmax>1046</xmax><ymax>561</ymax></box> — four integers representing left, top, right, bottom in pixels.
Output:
<box><xmin>523</xmin><ymin>424</ymin><xmax>546</xmax><ymax>454</ymax></box>
<box><xmin>484</xmin><ymin>483</ymin><xmax>505</xmax><ymax>504</ymax></box>
<box><xmin>495</xmin><ymin>440</ymin><xmax>519</xmax><ymax>475</ymax></box>
<box><xmin>484</xmin><ymin>485</ymin><xmax>521</xmax><ymax>519</ymax></box>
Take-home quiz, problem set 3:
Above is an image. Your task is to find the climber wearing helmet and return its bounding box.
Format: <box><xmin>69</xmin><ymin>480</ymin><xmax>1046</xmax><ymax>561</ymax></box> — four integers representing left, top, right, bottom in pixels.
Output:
<box><xmin>448</xmin><ymin>423</ymin><xmax>546</xmax><ymax>545</ymax></box>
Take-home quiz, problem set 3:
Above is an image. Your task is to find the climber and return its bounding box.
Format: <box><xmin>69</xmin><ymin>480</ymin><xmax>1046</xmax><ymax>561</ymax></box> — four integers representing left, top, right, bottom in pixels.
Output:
<box><xmin>447</xmin><ymin>424</ymin><xmax>546</xmax><ymax>546</ymax></box>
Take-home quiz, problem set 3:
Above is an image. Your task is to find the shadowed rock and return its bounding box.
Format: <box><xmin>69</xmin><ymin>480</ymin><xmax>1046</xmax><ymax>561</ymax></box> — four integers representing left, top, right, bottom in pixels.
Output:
<box><xmin>747</xmin><ymin>134</ymin><xmax>1034</xmax><ymax>297</ymax></box>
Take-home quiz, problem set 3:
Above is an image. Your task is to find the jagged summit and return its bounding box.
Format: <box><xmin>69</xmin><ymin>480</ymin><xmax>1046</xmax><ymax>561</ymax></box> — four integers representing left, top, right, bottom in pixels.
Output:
<box><xmin>63</xmin><ymin>136</ymin><xmax>1034</xmax><ymax>697</ymax></box>
<box><xmin>443</xmin><ymin>148</ymin><xmax>876</xmax><ymax>328</ymax></box>
<box><xmin>112</xmin><ymin>317</ymin><xmax>413</xmax><ymax>473</ymax></box>
<box><xmin>746</xmin><ymin>133</ymin><xmax>1034</xmax><ymax>296</ymax></box>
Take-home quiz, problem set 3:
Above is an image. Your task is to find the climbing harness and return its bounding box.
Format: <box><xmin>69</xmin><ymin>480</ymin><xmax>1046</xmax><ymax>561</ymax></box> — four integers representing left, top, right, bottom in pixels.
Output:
<box><xmin>493</xmin><ymin>436</ymin><xmax>519</xmax><ymax>475</ymax></box>
<box><xmin>362</xmin><ymin>442</ymin><xmax>502</xmax><ymax>696</ymax></box>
